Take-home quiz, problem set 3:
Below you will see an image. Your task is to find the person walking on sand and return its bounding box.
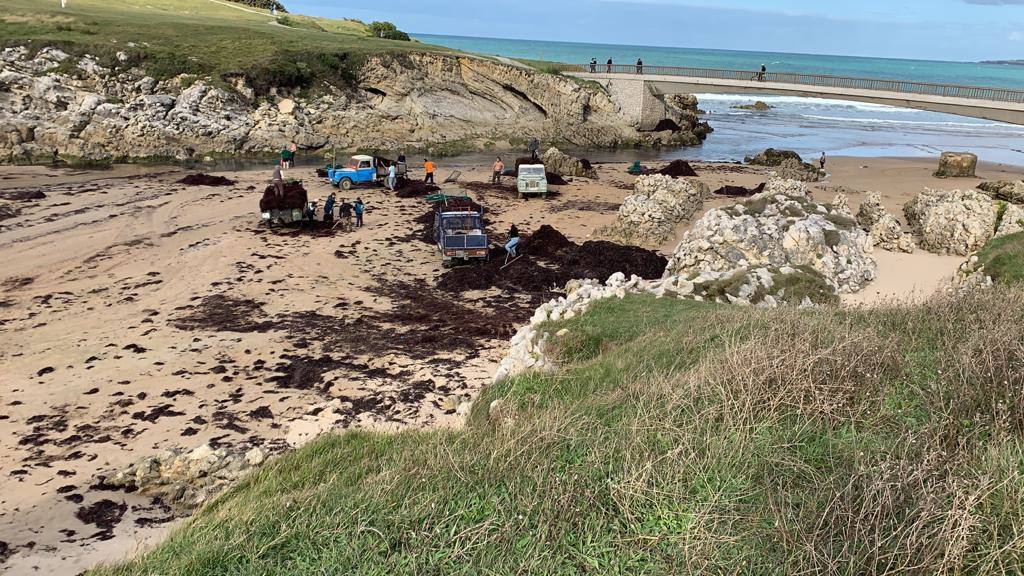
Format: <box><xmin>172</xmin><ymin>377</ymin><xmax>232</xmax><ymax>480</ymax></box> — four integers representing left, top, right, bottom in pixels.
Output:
<box><xmin>323</xmin><ymin>192</ymin><xmax>336</xmax><ymax>223</ymax></box>
<box><xmin>492</xmin><ymin>157</ymin><xmax>505</xmax><ymax>184</ymax></box>
<box><xmin>423</xmin><ymin>158</ymin><xmax>436</xmax><ymax>184</ymax></box>
<box><xmin>272</xmin><ymin>162</ymin><xmax>284</xmax><ymax>199</ymax></box>
<box><xmin>606</xmin><ymin>58</ymin><xmax>613</xmax><ymax>73</ymax></box>
<box><xmin>505</xmin><ymin>224</ymin><xmax>520</xmax><ymax>257</ymax></box>
<box><xmin>354</xmin><ymin>197</ymin><xmax>365</xmax><ymax>228</ymax></box>
<box><xmin>636</xmin><ymin>58</ymin><xmax>643</xmax><ymax>74</ymax></box>
<box><xmin>819</xmin><ymin>152</ymin><xmax>827</xmax><ymax>170</ymax></box>
<box><xmin>387</xmin><ymin>162</ymin><xmax>397</xmax><ymax>191</ymax></box>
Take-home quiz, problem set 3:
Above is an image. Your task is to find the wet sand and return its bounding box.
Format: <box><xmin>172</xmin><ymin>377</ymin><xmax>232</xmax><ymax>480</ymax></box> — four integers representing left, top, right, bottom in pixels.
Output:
<box><xmin>0</xmin><ymin>156</ymin><xmax>1020</xmax><ymax>574</ymax></box>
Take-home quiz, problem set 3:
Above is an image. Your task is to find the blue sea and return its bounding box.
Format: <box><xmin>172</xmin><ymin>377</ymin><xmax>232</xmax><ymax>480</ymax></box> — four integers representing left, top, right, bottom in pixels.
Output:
<box><xmin>416</xmin><ymin>34</ymin><xmax>1024</xmax><ymax>166</ymax></box>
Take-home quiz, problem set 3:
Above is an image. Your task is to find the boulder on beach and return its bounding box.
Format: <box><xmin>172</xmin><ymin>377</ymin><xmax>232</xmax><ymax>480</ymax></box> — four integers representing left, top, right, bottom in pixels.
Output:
<box><xmin>744</xmin><ymin>148</ymin><xmax>804</xmax><ymax>167</ymax></box>
<box><xmin>856</xmin><ymin>191</ymin><xmax>915</xmax><ymax>253</ymax></box>
<box><xmin>664</xmin><ymin>180</ymin><xmax>877</xmax><ymax>294</ymax></box>
<box><xmin>904</xmin><ymin>188</ymin><xmax>997</xmax><ymax>255</ymax></box>
<box><xmin>772</xmin><ymin>157</ymin><xmax>823</xmax><ymax>182</ymax></box>
<box><xmin>933</xmin><ymin>151</ymin><xmax>978</xmax><ymax>178</ymax></box>
<box><xmin>105</xmin><ymin>443</ymin><xmax>264</xmax><ymax>510</ymax></box>
<box><xmin>540</xmin><ymin>147</ymin><xmax>598</xmax><ymax>179</ymax></box>
<box><xmin>603</xmin><ymin>174</ymin><xmax>710</xmax><ymax>245</ymax></box>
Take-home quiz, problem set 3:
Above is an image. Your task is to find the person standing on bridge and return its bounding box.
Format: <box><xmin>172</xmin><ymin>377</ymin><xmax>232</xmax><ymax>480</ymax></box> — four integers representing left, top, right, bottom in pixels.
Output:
<box><xmin>590</xmin><ymin>58</ymin><xmax>597</xmax><ymax>73</ymax></box>
<box><xmin>636</xmin><ymin>58</ymin><xmax>643</xmax><ymax>74</ymax></box>
<box><xmin>758</xmin><ymin>64</ymin><xmax>766</xmax><ymax>82</ymax></box>
<box><xmin>607</xmin><ymin>58</ymin><xmax>613</xmax><ymax>73</ymax></box>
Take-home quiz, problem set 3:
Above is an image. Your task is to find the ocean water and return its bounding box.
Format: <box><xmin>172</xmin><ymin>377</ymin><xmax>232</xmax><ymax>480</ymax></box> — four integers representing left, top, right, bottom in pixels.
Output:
<box><xmin>416</xmin><ymin>34</ymin><xmax>1024</xmax><ymax>166</ymax></box>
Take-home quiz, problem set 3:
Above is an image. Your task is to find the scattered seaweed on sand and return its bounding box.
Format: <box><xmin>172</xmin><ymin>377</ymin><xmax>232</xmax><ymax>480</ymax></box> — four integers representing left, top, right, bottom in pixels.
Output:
<box><xmin>461</xmin><ymin>182</ymin><xmax>518</xmax><ymax>196</ymax></box>
<box><xmin>170</xmin><ymin>295</ymin><xmax>275</xmax><ymax>333</ymax></box>
<box><xmin>0</xmin><ymin>204</ymin><xmax>20</xmax><ymax>221</ymax></box>
<box><xmin>1</xmin><ymin>190</ymin><xmax>46</xmax><ymax>201</ymax></box>
<box><xmin>274</xmin><ymin>280</ymin><xmax>525</xmax><ymax>359</ymax></box>
<box><xmin>714</xmin><ymin>182</ymin><xmax>767</xmax><ymax>197</ymax></box>
<box><xmin>75</xmin><ymin>499</ymin><xmax>127</xmax><ymax>540</ymax></box>
<box><xmin>177</xmin><ymin>174</ymin><xmax>237</xmax><ymax>187</ymax></box>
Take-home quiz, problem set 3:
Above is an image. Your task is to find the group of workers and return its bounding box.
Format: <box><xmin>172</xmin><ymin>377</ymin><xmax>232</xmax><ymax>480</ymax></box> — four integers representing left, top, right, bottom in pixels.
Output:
<box><xmin>318</xmin><ymin>192</ymin><xmax>365</xmax><ymax>227</ymax></box>
<box><xmin>271</xmin><ymin>143</ymin><xmax>529</xmax><ymax>261</ymax></box>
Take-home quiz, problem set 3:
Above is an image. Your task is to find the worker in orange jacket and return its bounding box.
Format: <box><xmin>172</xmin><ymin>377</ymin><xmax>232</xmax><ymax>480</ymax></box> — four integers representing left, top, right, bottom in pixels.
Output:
<box><xmin>424</xmin><ymin>158</ymin><xmax>436</xmax><ymax>184</ymax></box>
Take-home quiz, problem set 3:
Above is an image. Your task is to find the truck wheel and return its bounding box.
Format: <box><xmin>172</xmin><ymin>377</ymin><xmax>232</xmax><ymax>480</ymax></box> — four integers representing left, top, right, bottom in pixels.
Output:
<box><xmin>340</xmin><ymin>178</ymin><xmax>353</xmax><ymax>191</ymax></box>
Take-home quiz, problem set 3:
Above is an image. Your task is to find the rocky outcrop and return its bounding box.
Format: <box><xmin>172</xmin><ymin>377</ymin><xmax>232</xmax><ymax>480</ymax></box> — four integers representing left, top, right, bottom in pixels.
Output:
<box><xmin>904</xmin><ymin>189</ymin><xmax>997</xmax><ymax>255</ymax></box>
<box><xmin>933</xmin><ymin>151</ymin><xmax>977</xmax><ymax>178</ymax></box>
<box><xmin>772</xmin><ymin>157</ymin><xmax>823</xmax><ymax>182</ymax></box>
<box><xmin>978</xmin><ymin>180</ymin><xmax>1024</xmax><ymax>204</ymax></box>
<box><xmin>996</xmin><ymin>203</ymin><xmax>1024</xmax><ymax>238</ymax></box>
<box><xmin>656</xmin><ymin>94</ymin><xmax>713</xmax><ymax>144</ymax></box>
<box><xmin>664</xmin><ymin>180</ymin><xmax>876</xmax><ymax>293</ymax></box>
<box><xmin>732</xmin><ymin>101</ymin><xmax>772</xmax><ymax>111</ymax></box>
<box><xmin>744</xmin><ymin>148</ymin><xmax>804</xmax><ymax>167</ymax></box>
<box><xmin>104</xmin><ymin>443</ymin><xmax>266</xmax><ymax>510</ymax></box>
<box><xmin>856</xmin><ymin>192</ymin><xmax>915</xmax><ymax>253</ymax></box>
<box><xmin>0</xmin><ymin>47</ymin><xmax>710</xmax><ymax>163</ymax></box>
<box><xmin>602</xmin><ymin>174</ymin><xmax>710</xmax><ymax>245</ymax></box>
<box><xmin>540</xmin><ymin>147</ymin><xmax>597</xmax><ymax>179</ymax></box>
<box><xmin>493</xmin><ymin>264</ymin><xmax>838</xmax><ymax>383</ymax></box>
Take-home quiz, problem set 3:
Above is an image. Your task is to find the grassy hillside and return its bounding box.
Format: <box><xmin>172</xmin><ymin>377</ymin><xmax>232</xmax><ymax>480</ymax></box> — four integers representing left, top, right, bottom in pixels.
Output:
<box><xmin>93</xmin><ymin>287</ymin><xmax>1024</xmax><ymax>575</ymax></box>
<box><xmin>0</xmin><ymin>0</ymin><xmax>445</xmax><ymax>92</ymax></box>
<box><xmin>976</xmin><ymin>231</ymin><xmax>1024</xmax><ymax>285</ymax></box>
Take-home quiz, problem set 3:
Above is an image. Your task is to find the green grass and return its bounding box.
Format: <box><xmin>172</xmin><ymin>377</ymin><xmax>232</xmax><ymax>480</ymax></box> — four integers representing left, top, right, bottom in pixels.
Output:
<box><xmin>93</xmin><ymin>288</ymin><xmax>1024</xmax><ymax>575</ymax></box>
<box><xmin>1</xmin><ymin>0</ymin><xmax>449</xmax><ymax>93</ymax></box>
<box><xmin>975</xmin><ymin>231</ymin><xmax>1024</xmax><ymax>285</ymax></box>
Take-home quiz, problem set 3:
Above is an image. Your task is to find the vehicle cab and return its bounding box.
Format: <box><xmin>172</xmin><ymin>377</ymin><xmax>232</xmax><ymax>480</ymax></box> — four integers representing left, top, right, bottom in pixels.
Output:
<box><xmin>517</xmin><ymin>164</ymin><xmax>548</xmax><ymax>198</ymax></box>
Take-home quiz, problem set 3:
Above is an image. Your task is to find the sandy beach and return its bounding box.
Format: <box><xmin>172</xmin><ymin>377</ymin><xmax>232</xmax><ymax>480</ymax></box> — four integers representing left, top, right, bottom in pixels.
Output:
<box><xmin>0</xmin><ymin>155</ymin><xmax>1020</xmax><ymax>574</ymax></box>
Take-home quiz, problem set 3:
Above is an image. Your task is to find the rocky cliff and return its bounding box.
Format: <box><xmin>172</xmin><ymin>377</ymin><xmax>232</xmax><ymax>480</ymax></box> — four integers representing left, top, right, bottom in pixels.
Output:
<box><xmin>0</xmin><ymin>47</ymin><xmax>708</xmax><ymax>163</ymax></box>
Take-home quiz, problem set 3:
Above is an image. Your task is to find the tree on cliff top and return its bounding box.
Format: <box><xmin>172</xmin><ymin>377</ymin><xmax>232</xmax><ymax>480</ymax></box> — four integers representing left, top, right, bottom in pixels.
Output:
<box><xmin>227</xmin><ymin>0</ymin><xmax>287</xmax><ymax>13</ymax></box>
<box><xmin>369</xmin><ymin>21</ymin><xmax>410</xmax><ymax>41</ymax></box>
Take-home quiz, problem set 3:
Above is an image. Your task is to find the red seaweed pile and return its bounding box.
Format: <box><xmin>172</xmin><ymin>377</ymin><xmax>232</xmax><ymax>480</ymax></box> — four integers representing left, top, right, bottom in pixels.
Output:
<box><xmin>177</xmin><ymin>173</ymin><xmax>237</xmax><ymax>186</ymax></box>
<box><xmin>657</xmin><ymin>160</ymin><xmax>698</xmax><ymax>178</ymax></box>
<box><xmin>436</xmin><ymin>225</ymin><xmax>666</xmax><ymax>300</ymax></box>
<box><xmin>395</xmin><ymin>179</ymin><xmax>441</xmax><ymax>199</ymax></box>
<box><xmin>259</xmin><ymin>182</ymin><xmax>307</xmax><ymax>211</ymax></box>
<box><xmin>714</xmin><ymin>182</ymin><xmax>766</xmax><ymax>197</ymax></box>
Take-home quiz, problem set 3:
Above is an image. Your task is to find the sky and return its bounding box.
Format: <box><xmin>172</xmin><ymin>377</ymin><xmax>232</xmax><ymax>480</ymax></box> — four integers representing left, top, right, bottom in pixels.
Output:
<box><xmin>287</xmin><ymin>0</ymin><xmax>1024</xmax><ymax>61</ymax></box>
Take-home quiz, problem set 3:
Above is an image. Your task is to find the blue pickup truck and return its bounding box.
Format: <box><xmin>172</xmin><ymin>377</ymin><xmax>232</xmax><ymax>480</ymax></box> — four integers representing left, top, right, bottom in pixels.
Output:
<box><xmin>327</xmin><ymin>155</ymin><xmax>407</xmax><ymax>190</ymax></box>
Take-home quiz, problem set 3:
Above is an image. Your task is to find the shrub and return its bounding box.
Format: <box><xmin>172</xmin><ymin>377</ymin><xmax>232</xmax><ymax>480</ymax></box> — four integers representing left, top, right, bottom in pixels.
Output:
<box><xmin>226</xmin><ymin>0</ymin><xmax>287</xmax><ymax>12</ymax></box>
<box><xmin>368</xmin><ymin>21</ymin><xmax>410</xmax><ymax>41</ymax></box>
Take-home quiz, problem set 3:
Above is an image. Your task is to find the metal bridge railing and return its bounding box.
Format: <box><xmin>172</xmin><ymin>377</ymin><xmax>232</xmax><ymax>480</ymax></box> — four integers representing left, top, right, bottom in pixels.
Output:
<box><xmin>556</xmin><ymin>63</ymin><xmax>1024</xmax><ymax>104</ymax></box>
